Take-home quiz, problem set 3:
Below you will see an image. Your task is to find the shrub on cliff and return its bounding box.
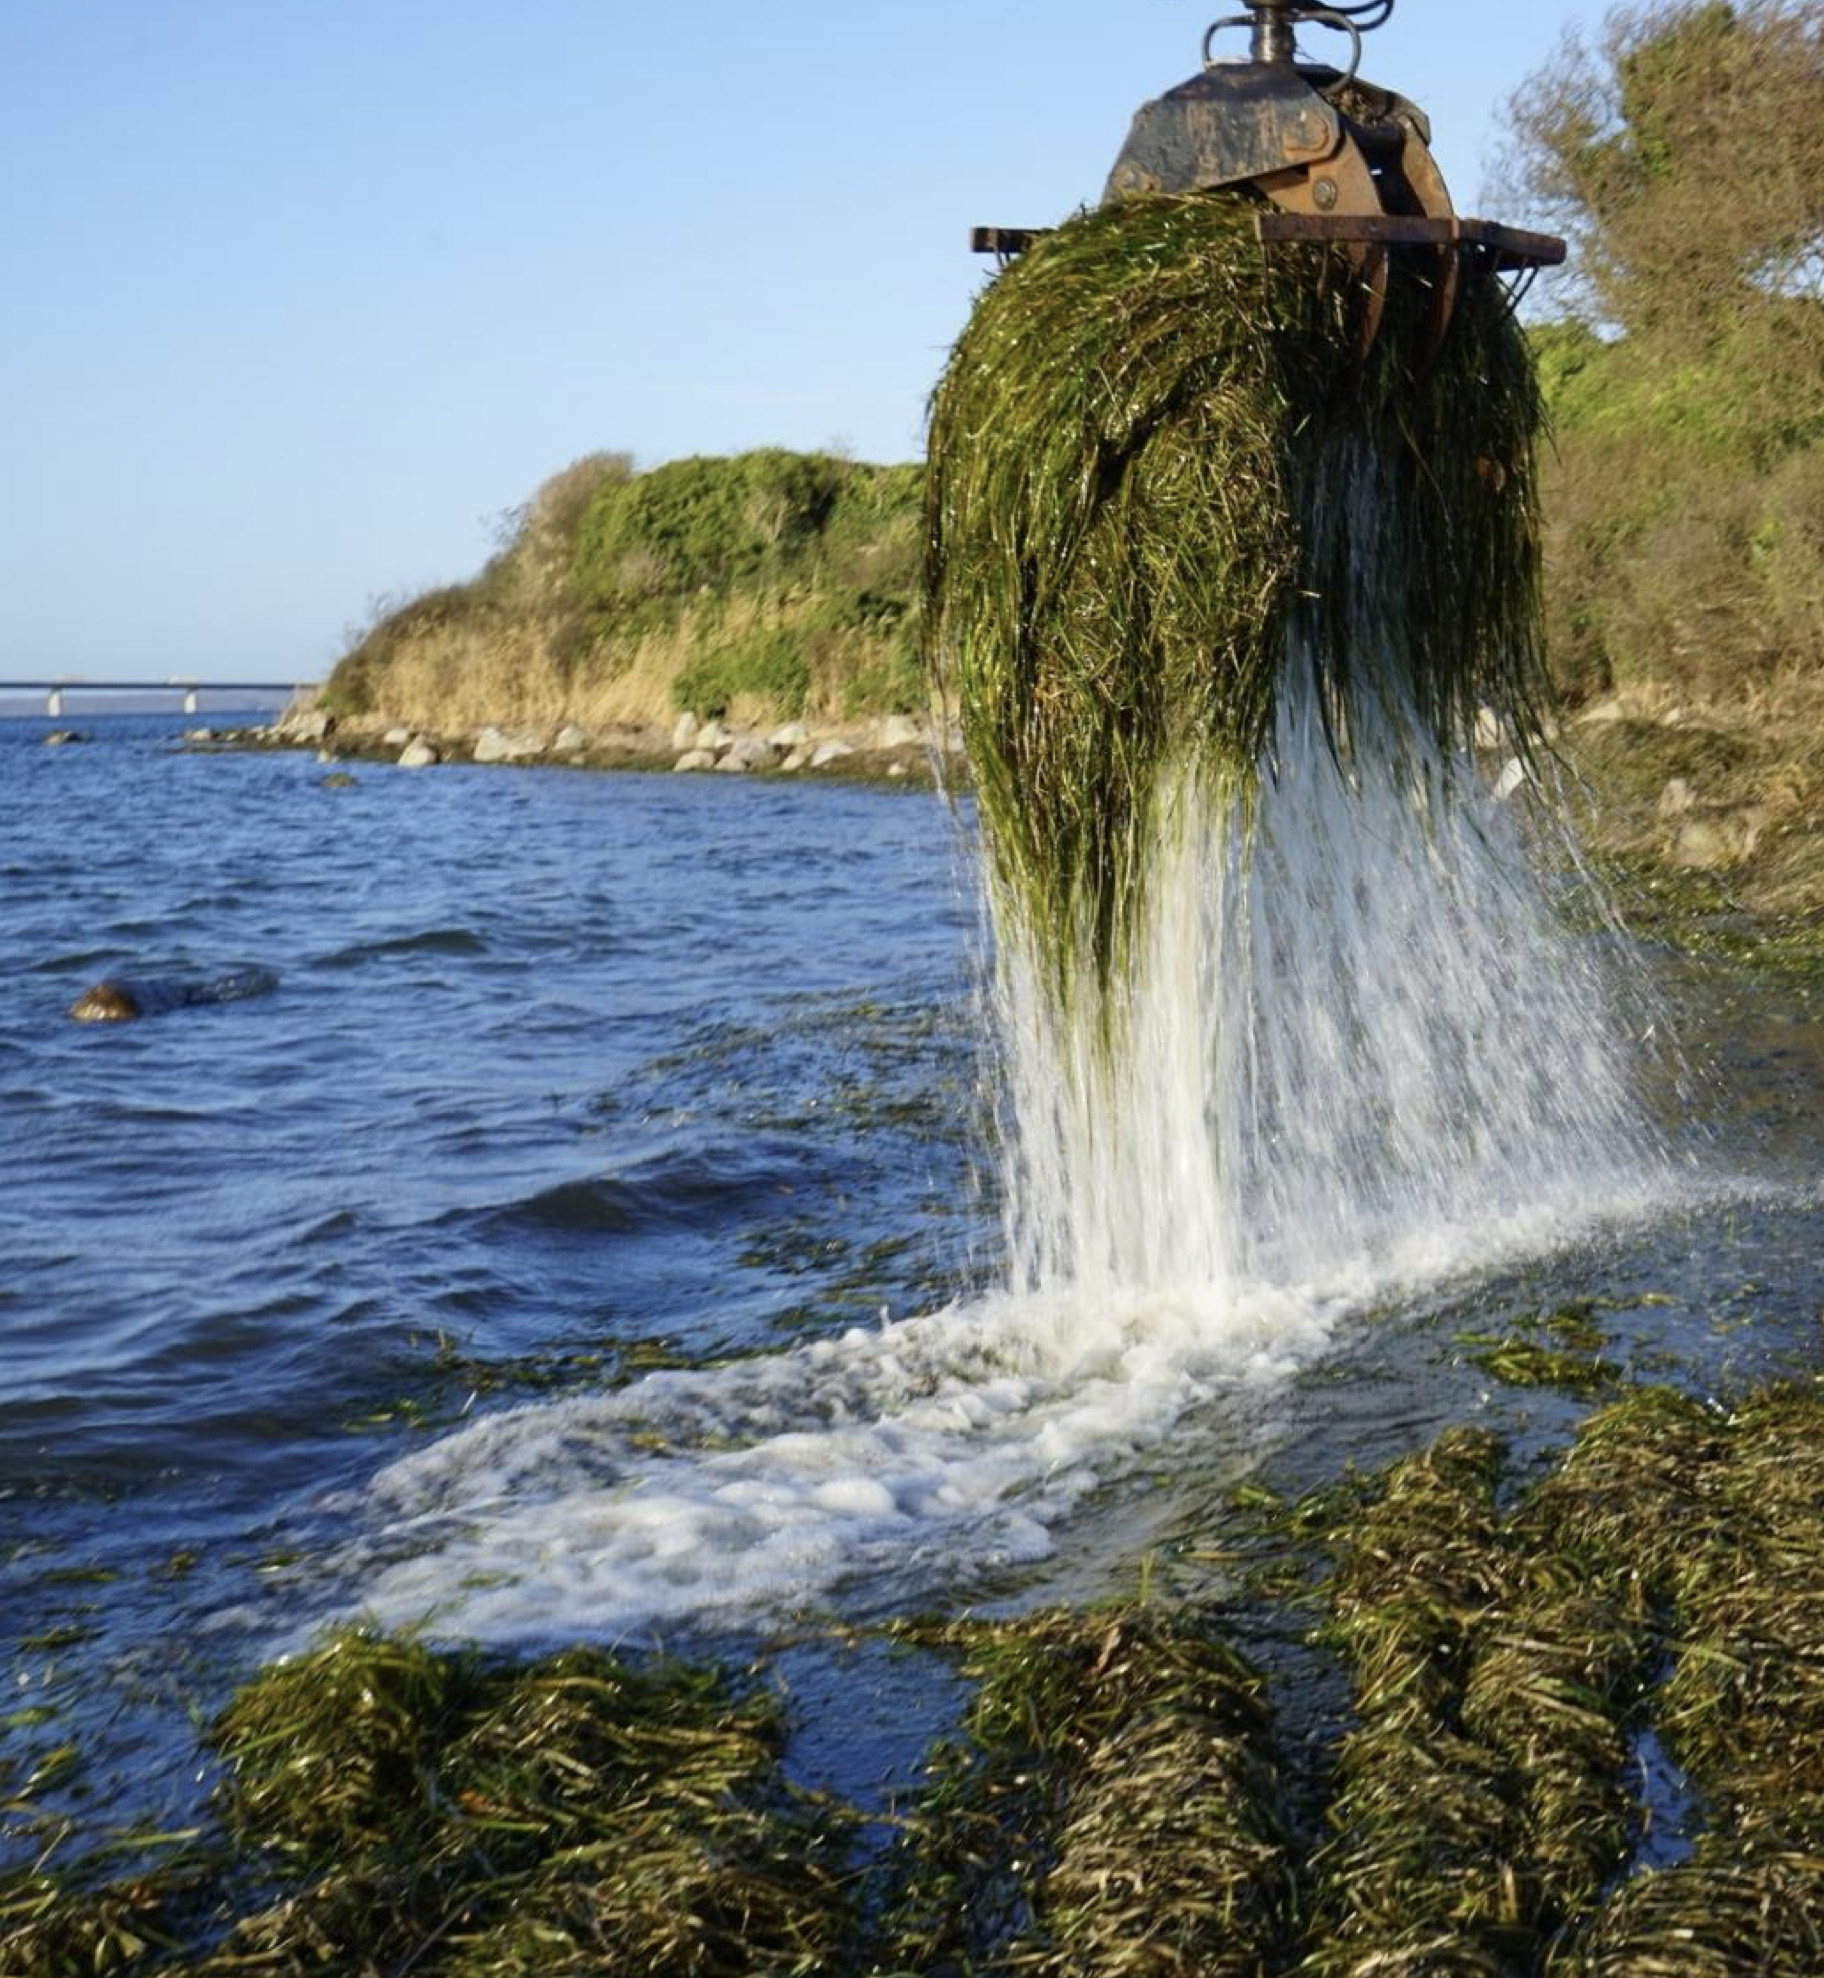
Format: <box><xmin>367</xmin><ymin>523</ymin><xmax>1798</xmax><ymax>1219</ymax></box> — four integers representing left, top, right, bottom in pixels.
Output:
<box><xmin>572</xmin><ymin>449</ymin><xmax>847</xmax><ymax>614</ymax></box>
<box><xmin>567</xmin><ymin>448</ymin><xmax>923</xmax><ymax>717</ymax></box>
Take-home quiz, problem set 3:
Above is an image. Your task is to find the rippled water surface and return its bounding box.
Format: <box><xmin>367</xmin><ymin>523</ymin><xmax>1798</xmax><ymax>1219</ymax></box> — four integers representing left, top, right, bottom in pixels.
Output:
<box><xmin>6</xmin><ymin>712</ymin><xmax>1824</xmax><ymax>1851</ymax></box>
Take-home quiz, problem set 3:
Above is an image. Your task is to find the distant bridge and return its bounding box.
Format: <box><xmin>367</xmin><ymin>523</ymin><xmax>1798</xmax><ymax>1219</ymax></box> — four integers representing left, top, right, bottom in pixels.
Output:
<box><xmin>0</xmin><ymin>679</ymin><xmax>315</xmax><ymax>717</ymax></box>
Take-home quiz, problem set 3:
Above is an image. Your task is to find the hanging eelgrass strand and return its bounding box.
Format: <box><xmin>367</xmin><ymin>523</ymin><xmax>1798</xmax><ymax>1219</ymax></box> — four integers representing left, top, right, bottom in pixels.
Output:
<box><xmin>924</xmin><ymin>193</ymin><xmax>1548</xmax><ymax>1000</ymax></box>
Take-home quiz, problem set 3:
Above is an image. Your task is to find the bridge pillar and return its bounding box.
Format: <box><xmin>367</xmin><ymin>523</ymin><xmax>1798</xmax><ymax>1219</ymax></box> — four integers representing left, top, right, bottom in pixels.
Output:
<box><xmin>183</xmin><ymin>687</ymin><xmax>199</xmax><ymax>715</ymax></box>
<box><xmin>46</xmin><ymin>688</ymin><xmax>62</xmax><ymax>717</ymax></box>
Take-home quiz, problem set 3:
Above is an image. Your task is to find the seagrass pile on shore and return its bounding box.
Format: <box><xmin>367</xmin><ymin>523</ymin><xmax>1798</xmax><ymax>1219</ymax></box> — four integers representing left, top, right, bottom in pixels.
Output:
<box><xmin>874</xmin><ymin>1609</ymin><xmax>1294</xmax><ymax>1976</ymax></box>
<box><xmin>923</xmin><ymin>193</ymin><xmax>1546</xmax><ymax>996</ymax></box>
<box><xmin>19</xmin><ymin>1378</ymin><xmax>1824</xmax><ymax>1974</ymax></box>
<box><xmin>1</xmin><ymin>1632</ymin><xmax>856</xmax><ymax>1978</ymax></box>
<box><xmin>1301</xmin><ymin>1383</ymin><xmax>1824</xmax><ymax>1977</ymax></box>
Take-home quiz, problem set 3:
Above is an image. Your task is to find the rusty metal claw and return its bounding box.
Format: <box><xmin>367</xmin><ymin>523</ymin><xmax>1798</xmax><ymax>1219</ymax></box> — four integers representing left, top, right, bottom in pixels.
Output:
<box><xmin>973</xmin><ymin>0</ymin><xmax>1563</xmax><ymax>356</ymax></box>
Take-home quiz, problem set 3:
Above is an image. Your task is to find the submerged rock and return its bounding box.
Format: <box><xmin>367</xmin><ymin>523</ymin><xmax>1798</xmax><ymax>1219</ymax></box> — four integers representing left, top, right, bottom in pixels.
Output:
<box><xmin>68</xmin><ymin>967</ymin><xmax>280</xmax><ymax>1024</ymax></box>
<box><xmin>43</xmin><ymin>729</ymin><xmax>88</xmax><ymax>746</ymax></box>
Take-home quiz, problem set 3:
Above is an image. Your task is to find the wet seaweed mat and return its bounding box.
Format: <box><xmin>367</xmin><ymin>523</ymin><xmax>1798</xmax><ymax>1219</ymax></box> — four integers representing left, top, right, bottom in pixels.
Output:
<box><xmin>2</xmin><ymin>1636</ymin><xmax>855</xmax><ymax>1977</ymax></box>
<box><xmin>923</xmin><ymin>194</ymin><xmax>1546</xmax><ymax>999</ymax></box>
<box><xmin>17</xmin><ymin>1377</ymin><xmax>1824</xmax><ymax>1975</ymax></box>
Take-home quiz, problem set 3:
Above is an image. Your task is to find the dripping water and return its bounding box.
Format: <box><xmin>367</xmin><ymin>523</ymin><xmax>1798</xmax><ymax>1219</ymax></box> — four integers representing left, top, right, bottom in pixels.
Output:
<box><xmin>334</xmin><ymin>422</ymin><xmax>1674</xmax><ymax>1643</ymax></box>
<box><xmin>997</xmin><ymin>657</ymin><xmax>1659</xmax><ymax>1305</ymax></box>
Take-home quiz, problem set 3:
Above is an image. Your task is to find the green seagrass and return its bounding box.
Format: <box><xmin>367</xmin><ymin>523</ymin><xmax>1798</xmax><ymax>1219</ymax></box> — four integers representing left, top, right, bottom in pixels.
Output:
<box><xmin>924</xmin><ymin>192</ymin><xmax>1547</xmax><ymax>997</ymax></box>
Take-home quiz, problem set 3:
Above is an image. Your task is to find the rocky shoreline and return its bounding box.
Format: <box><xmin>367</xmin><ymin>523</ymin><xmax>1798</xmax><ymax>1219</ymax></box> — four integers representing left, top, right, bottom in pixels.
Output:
<box><xmin>169</xmin><ymin>678</ymin><xmax>1824</xmax><ymax>937</ymax></box>
<box><xmin>192</xmin><ymin>691</ymin><xmax>963</xmax><ymax>789</ymax></box>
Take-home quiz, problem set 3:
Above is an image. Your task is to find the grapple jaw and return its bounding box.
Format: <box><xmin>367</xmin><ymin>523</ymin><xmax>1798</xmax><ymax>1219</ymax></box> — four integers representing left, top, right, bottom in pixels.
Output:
<box><xmin>973</xmin><ymin>0</ymin><xmax>1563</xmax><ymax>351</ymax></box>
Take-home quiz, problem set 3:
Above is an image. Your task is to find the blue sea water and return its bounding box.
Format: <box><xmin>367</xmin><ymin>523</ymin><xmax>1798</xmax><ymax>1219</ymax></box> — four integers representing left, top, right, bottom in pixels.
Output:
<box><xmin>2</xmin><ymin>715</ymin><xmax>987</xmax><ymax>1837</ymax></box>
<box><xmin>6</xmin><ymin>710</ymin><xmax>1824</xmax><ymax>1856</ymax></box>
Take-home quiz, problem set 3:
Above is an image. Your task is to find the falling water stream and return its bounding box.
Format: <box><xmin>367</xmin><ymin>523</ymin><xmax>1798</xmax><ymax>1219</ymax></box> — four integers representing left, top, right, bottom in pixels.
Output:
<box><xmin>342</xmin><ymin>663</ymin><xmax>1670</xmax><ymax>1646</ymax></box>
<box><xmin>999</xmin><ymin>664</ymin><xmax>1659</xmax><ymax>1300</ymax></box>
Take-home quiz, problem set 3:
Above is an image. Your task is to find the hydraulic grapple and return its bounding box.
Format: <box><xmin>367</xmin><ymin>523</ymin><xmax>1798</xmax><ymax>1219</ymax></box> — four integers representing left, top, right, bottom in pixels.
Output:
<box><xmin>973</xmin><ymin>0</ymin><xmax>1563</xmax><ymax>350</ymax></box>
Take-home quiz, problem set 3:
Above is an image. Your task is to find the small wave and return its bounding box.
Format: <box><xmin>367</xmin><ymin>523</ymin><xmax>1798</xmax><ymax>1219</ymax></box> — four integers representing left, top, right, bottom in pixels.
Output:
<box><xmin>320</xmin><ymin>928</ymin><xmax>489</xmax><ymax>967</ymax></box>
<box><xmin>288</xmin><ymin>1208</ymin><xmax>363</xmax><ymax>1247</ymax></box>
<box><xmin>471</xmin><ymin>1141</ymin><xmax>819</xmax><ymax>1238</ymax></box>
<box><xmin>23</xmin><ymin>948</ymin><xmax>124</xmax><ymax>976</ymax></box>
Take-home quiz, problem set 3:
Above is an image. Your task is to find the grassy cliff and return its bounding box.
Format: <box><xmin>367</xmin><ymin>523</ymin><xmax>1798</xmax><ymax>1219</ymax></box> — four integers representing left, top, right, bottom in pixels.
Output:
<box><xmin>321</xmin><ymin>449</ymin><xmax>924</xmax><ymax>737</ymax></box>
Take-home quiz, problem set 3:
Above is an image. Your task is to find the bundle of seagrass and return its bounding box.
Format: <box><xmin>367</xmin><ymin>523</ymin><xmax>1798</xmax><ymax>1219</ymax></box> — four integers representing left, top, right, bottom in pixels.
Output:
<box><xmin>0</xmin><ymin>1629</ymin><xmax>855</xmax><ymax>1978</ymax></box>
<box><xmin>875</xmin><ymin>1608</ymin><xmax>1294</xmax><ymax>1977</ymax></box>
<box><xmin>924</xmin><ymin>193</ymin><xmax>1546</xmax><ymax>997</ymax></box>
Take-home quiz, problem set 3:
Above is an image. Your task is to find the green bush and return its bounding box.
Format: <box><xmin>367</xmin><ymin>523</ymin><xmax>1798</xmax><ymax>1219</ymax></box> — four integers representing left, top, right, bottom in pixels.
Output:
<box><xmin>673</xmin><ymin>624</ymin><xmax>811</xmax><ymax>718</ymax></box>
<box><xmin>573</xmin><ymin>449</ymin><xmax>849</xmax><ymax>610</ymax></box>
<box><xmin>1510</xmin><ymin>0</ymin><xmax>1824</xmax><ymax>699</ymax></box>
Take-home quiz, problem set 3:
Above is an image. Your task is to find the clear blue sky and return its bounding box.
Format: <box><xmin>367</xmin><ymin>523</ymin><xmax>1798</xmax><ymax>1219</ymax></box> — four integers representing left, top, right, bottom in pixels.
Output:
<box><xmin>1</xmin><ymin>0</ymin><xmax>1614</xmax><ymax>684</ymax></box>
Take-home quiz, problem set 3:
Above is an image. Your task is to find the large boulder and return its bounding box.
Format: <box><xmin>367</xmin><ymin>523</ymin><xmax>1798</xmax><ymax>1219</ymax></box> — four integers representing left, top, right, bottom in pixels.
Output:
<box><xmin>877</xmin><ymin>713</ymin><xmax>925</xmax><ymax>749</ymax></box>
<box><xmin>717</xmin><ymin>736</ymin><xmax>778</xmax><ymax>773</ymax></box>
<box><xmin>473</xmin><ymin>725</ymin><xmax>546</xmax><ymax>764</ymax></box>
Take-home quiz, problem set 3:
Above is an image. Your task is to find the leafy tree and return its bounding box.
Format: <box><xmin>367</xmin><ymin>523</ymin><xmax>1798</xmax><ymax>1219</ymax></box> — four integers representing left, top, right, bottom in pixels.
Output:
<box><xmin>1507</xmin><ymin>0</ymin><xmax>1824</xmax><ymax>339</ymax></box>
<box><xmin>1501</xmin><ymin>1</ymin><xmax>1824</xmax><ymax>697</ymax></box>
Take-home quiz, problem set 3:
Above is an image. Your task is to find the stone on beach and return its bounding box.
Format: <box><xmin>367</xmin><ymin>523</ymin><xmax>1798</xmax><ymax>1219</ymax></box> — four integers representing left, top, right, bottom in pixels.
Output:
<box><xmin>717</xmin><ymin>736</ymin><xmax>778</xmax><ymax>773</ymax></box>
<box><xmin>473</xmin><ymin>725</ymin><xmax>547</xmax><ymax>764</ymax></box>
